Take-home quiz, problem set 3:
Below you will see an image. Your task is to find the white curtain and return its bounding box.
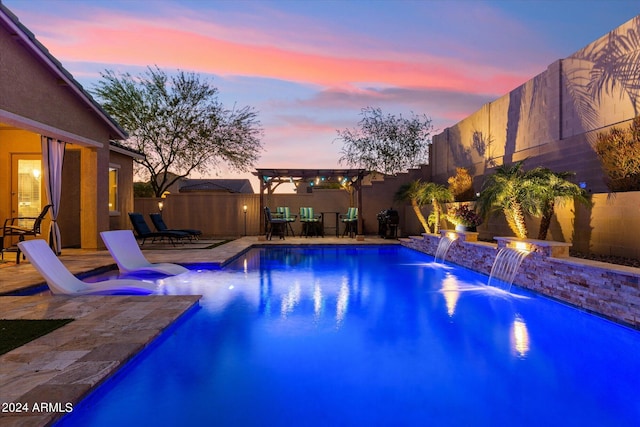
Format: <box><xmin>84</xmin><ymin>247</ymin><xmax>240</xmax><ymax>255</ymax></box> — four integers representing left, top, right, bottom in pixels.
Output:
<box><xmin>41</xmin><ymin>135</ymin><xmax>66</xmax><ymax>255</ymax></box>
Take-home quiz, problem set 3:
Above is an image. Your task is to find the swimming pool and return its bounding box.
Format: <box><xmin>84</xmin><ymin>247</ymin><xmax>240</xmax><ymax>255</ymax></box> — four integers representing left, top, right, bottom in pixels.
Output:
<box><xmin>56</xmin><ymin>245</ymin><xmax>640</xmax><ymax>426</ymax></box>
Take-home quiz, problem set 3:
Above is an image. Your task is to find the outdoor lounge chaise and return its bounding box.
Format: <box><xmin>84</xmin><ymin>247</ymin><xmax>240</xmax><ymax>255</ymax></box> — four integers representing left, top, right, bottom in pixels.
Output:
<box><xmin>128</xmin><ymin>212</ymin><xmax>190</xmax><ymax>245</ymax></box>
<box><xmin>17</xmin><ymin>239</ymin><xmax>158</xmax><ymax>295</ymax></box>
<box><xmin>149</xmin><ymin>213</ymin><xmax>202</xmax><ymax>240</ymax></box>
<box><xmin>100</xmin><ymin>230</ymin><xmax>190</xmax><ymax>276</ymax></box>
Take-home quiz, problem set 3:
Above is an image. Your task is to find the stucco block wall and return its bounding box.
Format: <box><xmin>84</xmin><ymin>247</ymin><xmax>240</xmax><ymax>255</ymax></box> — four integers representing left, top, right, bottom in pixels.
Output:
<box><xmin>0</xmin><ymin>26</ymin><xmax>116</xmax><ymax>143</ymax></box>
<box><xmin>108</xmin><ymin>150</ymin><xmax>135</xmax><ymax>232</ymax></box>
<box><xmin>431</xmin><ymin>16</ymin><xmax>640</xmax><ymax>196</ymax></box>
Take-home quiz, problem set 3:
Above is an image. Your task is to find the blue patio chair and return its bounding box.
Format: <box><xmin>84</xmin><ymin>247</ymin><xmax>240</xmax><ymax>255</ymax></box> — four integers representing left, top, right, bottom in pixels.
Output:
<box><xmin>299</xmin><ymin>207</ymin><xmax>323</xmax><ymax>237</ymax></box>
<box><xmin>340</xmin><ymin>207</ymin><xmax>358</xmax><ymax>238</ymax></box>
<box><xmin>264</xmin><ymin>207</ymin><xmax>287</xmax><ymax>240</ymax></box>
<box><xmin>276</xmin><ymin>207</ymin><xmax>297</xmax><ymax>236</ymax></box>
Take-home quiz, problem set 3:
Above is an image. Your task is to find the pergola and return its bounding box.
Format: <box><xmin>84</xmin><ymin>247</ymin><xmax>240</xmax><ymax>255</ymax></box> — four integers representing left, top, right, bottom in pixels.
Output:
<box><xmin>253</xmin><ymin>168</ymin><xmax>369</xmax><ymax>234</ymax></box>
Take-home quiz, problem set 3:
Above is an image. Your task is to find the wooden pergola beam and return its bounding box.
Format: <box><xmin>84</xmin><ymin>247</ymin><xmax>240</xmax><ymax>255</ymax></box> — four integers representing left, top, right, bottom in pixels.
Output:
<box><xmin>253</xmin><ymin>168</ymin><xmax>370</xmax><ymax>235</ymax></box>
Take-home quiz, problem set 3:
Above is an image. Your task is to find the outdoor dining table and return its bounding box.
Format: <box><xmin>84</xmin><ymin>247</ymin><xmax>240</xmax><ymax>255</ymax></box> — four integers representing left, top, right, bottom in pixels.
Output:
<box><xmin>321</xmin><ymin>211</ymin><xmax>340</xmax><ymax>237</ymax></box>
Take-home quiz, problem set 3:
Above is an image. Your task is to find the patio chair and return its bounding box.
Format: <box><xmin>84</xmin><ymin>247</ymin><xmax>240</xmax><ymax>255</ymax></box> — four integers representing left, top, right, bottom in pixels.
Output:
<box><xmin>340</xmin><ymin>207</ymin><xmax>358</xmax><ymax>238</ymax></box>
<box><xmin>149</xmin><ymin>213</ymin><xmax>202</xmax><ymax>241</ymax></box>
<box><xmin>299</xmin><ymin>207</ymin><xmax>323</xmax><ymax>237</ymax></box>
<box><xmin>264</xmin><ymin>207</ymin><xmax>287</xmax><ymax>240</ymax></box>
<box><xmin>276</xmin><ymin>207</ymin><xmax>297</xmax><ymax>236</ymax></box>
<box><xmin>100</xmin><ymin>230</ymin><xmax>189</xmax><ymax>276</ymax></box>
<box><xmin>17</xmin><ymin>239</ymin><xmax>157</xmax><ymax>295</ymax></box>
<box><xmin>128</xmin><ymin>213</ymin><xmax>190</xmax><ymax>245</ymax></box>
<box><xmin>2</xmin><ymin>204</ymin><xmax>52</xmax><ymax>264</ymax></box>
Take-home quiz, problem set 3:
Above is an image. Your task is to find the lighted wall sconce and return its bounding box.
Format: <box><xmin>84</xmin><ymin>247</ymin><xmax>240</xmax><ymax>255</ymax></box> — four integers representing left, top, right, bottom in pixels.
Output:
<box><xmin>158</xmin><ymin>200</ymin><xmax>164</xmax><ymax>212</ymax></box>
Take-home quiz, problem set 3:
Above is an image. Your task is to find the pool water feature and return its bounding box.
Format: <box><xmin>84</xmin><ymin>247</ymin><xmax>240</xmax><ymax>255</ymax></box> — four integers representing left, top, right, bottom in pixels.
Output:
<box><xmin>487</xmin><ymin>247</ymin><xmax>531</xmax><ymax>292</ymax></box>
<box><xmin>434</xmin><ymin>235</ymin><xmax>456</xmax><ymax>263</ymax></box>
<box><xmin>55</xmin><ymin>246</ymin><xmax>640</xmax><ymax>426</ymax></box>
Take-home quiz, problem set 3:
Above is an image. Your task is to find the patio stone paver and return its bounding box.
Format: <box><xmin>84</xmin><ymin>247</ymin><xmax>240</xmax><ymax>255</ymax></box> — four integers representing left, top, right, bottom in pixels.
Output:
<box><xmin>0</xmin><ymin>235</ymin><xmax>398</xmax><ymax>426</ymax></box>
<box><xmin>0</xmin><ymin>295</ymin><xmax>200</xmax><ymax>426</ymax></box>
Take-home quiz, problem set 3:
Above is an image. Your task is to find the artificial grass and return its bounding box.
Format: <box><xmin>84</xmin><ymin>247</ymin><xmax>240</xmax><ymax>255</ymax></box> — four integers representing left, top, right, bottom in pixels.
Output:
<box><xmin>0</xmin><ymin>319</ymin><xmax>73</xmax><ymax>355</ymax></box>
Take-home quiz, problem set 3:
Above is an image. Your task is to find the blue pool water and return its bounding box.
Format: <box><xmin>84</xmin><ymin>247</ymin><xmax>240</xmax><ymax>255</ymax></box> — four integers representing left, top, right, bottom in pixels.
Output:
<box><xmin>56</xmin><ymin>246</ymin><xmax>640</xmax><ymax>426</ymax></box>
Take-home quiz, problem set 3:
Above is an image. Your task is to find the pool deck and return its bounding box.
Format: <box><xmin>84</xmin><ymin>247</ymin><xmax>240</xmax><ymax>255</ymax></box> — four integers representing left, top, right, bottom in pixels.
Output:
<box><xmin>0</xmin><ymin>236</ymin><xmax>398</xmax><ymax>426</ymax></box>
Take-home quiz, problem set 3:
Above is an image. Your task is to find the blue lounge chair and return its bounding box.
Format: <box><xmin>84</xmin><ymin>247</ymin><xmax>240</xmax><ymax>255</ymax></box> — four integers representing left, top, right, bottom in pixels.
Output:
<box><xmin>149</xmin><ymin>213</ymin><xmax>202</xmax><ymax>241</ymax></box>
<box><xmin>128</xmin><ymin>213</ymin><xmax>190</xmax><ymax>245</ymax></box>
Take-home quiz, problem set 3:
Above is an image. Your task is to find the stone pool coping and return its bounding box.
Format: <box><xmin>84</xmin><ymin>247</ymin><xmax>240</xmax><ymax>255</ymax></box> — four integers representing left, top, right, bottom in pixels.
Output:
<box><xmin>402</xmin><ymin>233</ymin><xmax>640</xmax><ymax>329</ymax></box>
<box><xmin>0</xmin><ymin>236</ymin><xmax>397</xmax><ymax>426</ymax></box>
<box><xmin>0</xmin><ymin>295</ymin><xmax>200</xmax><ymax>426</ymax></box>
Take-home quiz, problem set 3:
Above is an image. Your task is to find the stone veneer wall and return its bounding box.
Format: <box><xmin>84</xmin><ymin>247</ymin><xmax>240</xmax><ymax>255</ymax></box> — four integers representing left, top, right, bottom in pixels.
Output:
<box><xmin>401</xmin><ymin>233</ymin><xmax>640</xmax><ymax>330</ymax></box>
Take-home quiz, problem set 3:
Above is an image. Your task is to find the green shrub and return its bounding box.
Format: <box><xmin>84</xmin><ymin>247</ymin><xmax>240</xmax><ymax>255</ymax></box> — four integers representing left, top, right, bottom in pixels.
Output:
<box><xmin>594</xmin><ymin>116</ymin><xmax>640</xmax><ymax>192</ymax></box>
<box><xmin>447</xmin><ymin>167</ymin><xmax>475</xmax><ymax>201</ymax></box>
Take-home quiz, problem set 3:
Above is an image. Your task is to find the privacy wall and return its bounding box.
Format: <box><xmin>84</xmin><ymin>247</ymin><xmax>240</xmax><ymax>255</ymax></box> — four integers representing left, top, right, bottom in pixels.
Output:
<box><xmin>431</xmin><ymin>16</ymin><xmax>640</xmax><ymax>194</ymax></box>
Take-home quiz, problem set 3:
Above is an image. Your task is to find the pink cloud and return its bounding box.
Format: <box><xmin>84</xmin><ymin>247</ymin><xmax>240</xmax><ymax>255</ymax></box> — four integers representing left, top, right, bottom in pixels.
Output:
<box><xmin>25</xmin><ymin>9</ymin><xmax>529</xmax><ymax>96</ymax></box>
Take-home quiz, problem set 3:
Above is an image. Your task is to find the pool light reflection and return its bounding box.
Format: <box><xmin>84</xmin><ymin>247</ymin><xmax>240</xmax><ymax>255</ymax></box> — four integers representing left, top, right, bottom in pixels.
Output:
<box><xmin>336</xmin><ymin>278</ymin><xmax>350</xmax><ymax>327</ymax></box>
<box><xmin>511</xmin><ymin>315</ymin><xmax>530</xmax><ymax>357</ymax></box>
<box><xmin>441</xmin><ymin>275</ymin><xmax>460</xmax><ymax>317</ymax></box>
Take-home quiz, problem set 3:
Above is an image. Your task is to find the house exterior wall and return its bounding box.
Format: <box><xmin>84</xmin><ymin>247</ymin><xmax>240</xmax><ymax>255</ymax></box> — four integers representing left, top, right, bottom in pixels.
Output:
<box><xmin>0</xmin><ymin>14</ymin><xmax>133</xmax><ymax>249</ymax></box>
<box><xmin>108</xmin><ymin>150</ymin><xmax>136</xmax><ymax>231</ymax></box>
<box><xmin>0</xmin><ymin>24</ymin><xmax>118</xmax><ymax>143</ymax></box>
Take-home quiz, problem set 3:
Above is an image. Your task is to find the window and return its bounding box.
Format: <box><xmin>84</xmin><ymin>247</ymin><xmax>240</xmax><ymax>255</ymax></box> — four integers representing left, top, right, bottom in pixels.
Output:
<box><xmin>108</xmin><ymin>166</ymin><xmax>119</xmax><ymax>213</ymax></box>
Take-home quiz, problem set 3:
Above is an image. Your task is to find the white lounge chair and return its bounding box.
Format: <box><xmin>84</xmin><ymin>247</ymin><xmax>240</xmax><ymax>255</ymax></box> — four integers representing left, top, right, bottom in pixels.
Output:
<box><xmin>100</xmin><ymin>230</ymin><xmax>189</xmax><ymax>276</ymax></box>
<box><xmin>17</xmin><ymin>239</ymin><xmax>158</xmax><ymax>295</ymax></box>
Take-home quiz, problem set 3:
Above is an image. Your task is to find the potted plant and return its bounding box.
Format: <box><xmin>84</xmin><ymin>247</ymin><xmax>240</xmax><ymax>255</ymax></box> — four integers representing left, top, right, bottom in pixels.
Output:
<box><xmin>447</xmin><ymin>203</ymin><xmax>483</xmax><ymax>232</ymax></box>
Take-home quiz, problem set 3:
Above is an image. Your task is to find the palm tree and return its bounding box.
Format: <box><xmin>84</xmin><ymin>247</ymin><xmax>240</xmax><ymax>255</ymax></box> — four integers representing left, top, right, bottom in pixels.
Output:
<box><xmin>395</xmin><ymin>180</ymin><xmax>431</xmax><ymax>233</ymax></box>
<box><xmin>527</xmin><ymin>168</ymin><xmax>590</xmax><ymax>240</ymax></box>
<box><xmin>422</xmin><ymin>182</ymin><xmax>453</xmax><ymax>234</ymax></box>
<box><xmin>476</xmin><ymin>160</ymin><xmax>537</xmax><ymax>239</ymax></box>
<box><xmin>395</xmin><ymin>180</ymin><xmax>452</xmax><ymax>234</ymax></box>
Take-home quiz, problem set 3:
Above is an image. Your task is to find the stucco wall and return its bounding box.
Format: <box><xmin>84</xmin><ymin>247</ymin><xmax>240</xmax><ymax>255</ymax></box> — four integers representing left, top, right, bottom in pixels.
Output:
<box><xmin>1</xmin><ymin>15</ymin><xmax>134</xmax><ymax>250</ymax></box>
<box><xmin>431</xmin><ymin>16</ymin><xmax>640</xmax><ymax>195</ymax></box>
<box><xmin>108</xmin><ymin>150</ymin><xmax>136</xmax><ymax>232</ymax></box>
<box><xmin>0</xmin><ymin>25</ymin><xmax>117</xmax><ymax>143</ymax></box>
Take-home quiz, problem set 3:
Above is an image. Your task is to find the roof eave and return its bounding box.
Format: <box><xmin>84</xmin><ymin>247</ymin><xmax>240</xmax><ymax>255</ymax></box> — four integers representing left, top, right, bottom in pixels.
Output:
<box><xmin>0</xmin><ymin>4</ymin><xmax>128</xmax><ymax>140</ymax></box>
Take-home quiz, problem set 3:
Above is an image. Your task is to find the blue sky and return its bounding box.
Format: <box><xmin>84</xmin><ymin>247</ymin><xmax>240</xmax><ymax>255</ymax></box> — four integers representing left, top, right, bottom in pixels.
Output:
<box><xmin>4</xmin><ymin>0</ymin><xmax>640</xmax><ymax>187</ymax></box>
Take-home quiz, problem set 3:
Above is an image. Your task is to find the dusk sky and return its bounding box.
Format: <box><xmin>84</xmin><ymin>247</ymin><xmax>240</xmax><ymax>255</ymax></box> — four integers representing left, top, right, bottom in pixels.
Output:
<box><xmin>4</xmin><ymin>0</ymin><xmax>640</xmax><ymax>188</ymax></box>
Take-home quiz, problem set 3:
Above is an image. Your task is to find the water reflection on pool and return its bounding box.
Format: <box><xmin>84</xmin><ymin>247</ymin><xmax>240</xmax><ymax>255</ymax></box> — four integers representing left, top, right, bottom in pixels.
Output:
<box><xmin>56</xmin><ymin>246</ymin><xmax>640</xmax><ymax>427</ymax></box>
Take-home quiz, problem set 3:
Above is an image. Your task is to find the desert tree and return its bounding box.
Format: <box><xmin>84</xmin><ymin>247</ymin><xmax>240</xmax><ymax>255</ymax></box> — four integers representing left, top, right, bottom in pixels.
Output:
<box><xmin>336</xmin><ymin>107</ymin><xmax>433</xmax><ymax>176</ymax></box>
<box><xmin>93</xmin><ymin>66</ymin><xmax>264</xmax><ymax>197</ymax></box>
